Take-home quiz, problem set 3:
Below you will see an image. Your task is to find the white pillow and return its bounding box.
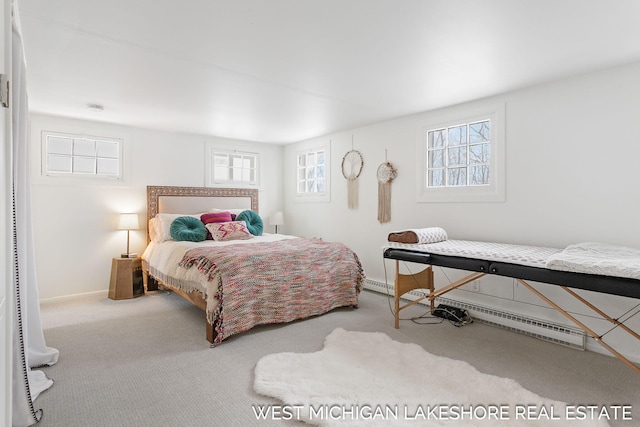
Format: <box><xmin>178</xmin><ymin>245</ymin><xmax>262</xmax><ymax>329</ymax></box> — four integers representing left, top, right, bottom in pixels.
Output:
<box><xmin>148</xmin><ymin>217</ymin><xmax>159</xmax><ymax>242</ymax></box>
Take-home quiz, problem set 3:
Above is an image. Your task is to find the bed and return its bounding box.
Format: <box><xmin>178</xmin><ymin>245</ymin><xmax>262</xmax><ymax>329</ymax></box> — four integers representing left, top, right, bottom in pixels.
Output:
<box><xmin>142</xmin><ymin>185</ymin><xmax>363</xmax><ymax>346</ymax></box>
<box><xmin>382</xmin><ymin>229</ymin><xmax>640</xmax><ymax>374</ymax></box>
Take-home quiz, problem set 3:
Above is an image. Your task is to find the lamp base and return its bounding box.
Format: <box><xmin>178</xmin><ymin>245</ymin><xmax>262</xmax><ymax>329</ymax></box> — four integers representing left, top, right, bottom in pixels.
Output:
<box><xmin>121</xmin><ymin>252</ymin><xmax>139</xmax><ymax>258</ymax></box>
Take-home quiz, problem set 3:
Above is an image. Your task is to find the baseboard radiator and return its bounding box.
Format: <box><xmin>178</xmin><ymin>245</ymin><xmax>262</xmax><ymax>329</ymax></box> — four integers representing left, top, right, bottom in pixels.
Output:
<box><xmin>364</xmin><ymin>278</ymin><xmax>586</xmax><ymax>350</ymax></box>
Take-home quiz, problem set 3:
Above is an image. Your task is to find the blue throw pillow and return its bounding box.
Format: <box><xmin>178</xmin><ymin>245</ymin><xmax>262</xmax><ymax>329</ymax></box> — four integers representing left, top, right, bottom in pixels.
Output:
<box><xmin>170</xmin><ymin>216</ymin><xmax>208</xmax><ymax>242</ymax></box>
<box><xmin>235</xmin><ymin>210</ymin><xmax>263</xmax><ymax>236</ymax></box>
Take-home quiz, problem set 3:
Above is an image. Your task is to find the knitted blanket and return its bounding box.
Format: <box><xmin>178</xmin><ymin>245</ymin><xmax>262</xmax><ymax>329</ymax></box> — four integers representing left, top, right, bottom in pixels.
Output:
<box><xmin>180</xmin><ymin>238</ymin><xmax>364</xmax><ymax>346</ymax></box>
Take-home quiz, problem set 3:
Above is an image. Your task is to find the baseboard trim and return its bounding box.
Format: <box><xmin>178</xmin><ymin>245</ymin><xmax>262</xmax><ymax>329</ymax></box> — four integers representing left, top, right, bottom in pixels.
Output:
<box><xmin>40</xmin><ymin>290</ymin><xmax>108</xmax><ymax>305</ymax></box>
<box><xmin>363</xmin><ymin>278</ymin><xmax>640</xmax><ymax>365</ymax></box>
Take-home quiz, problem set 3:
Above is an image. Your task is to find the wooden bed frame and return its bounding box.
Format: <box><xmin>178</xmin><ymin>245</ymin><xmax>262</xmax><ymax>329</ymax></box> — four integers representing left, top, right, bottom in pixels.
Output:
<box><xmin>142</xmin><ymin>185</ymin><xmax>259</xmax><ymax>343</ymax></box>
<box><xmin>383</xmin><ymin>247</ymin><xmax>640</xmax><ymax>374</ymax></box>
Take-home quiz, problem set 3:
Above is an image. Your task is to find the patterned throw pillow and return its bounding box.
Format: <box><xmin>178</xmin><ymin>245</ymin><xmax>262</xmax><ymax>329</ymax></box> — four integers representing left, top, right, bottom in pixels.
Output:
<box><xmin>201</xmin><ymin>212</ymin><xmax>235</xmax><ymax>240</ymax></box>
<box><xmin>205</xmin><ymin>221</ymin><xmax>253</xmax><ymax>241</ymax></box>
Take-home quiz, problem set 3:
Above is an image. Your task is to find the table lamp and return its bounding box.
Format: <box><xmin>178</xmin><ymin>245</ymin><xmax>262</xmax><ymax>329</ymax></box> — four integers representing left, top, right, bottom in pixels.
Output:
<box><xmin>269</xmin><ymin>211</ymin><xmax>284</xmax><ymax>234</ymax></box>
<box><xmin>118</xmin><ymin>213</ymin><xmax>139</xmax><ymax>258</ymax></box>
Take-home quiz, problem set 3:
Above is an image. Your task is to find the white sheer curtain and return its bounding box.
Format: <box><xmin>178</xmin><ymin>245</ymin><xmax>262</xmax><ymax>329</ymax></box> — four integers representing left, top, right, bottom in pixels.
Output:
<box><xmin>11</xmin><ymin>2</ymin><xmax>59</xmax><ymax>425</ymax></box>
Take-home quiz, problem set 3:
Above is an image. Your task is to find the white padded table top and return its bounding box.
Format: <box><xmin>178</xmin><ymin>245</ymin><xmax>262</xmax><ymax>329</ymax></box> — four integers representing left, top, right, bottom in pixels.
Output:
<box><xmin>383</xmin><ymin>240</ymin><xmax>562</xmax><ymax>269</ymax></box>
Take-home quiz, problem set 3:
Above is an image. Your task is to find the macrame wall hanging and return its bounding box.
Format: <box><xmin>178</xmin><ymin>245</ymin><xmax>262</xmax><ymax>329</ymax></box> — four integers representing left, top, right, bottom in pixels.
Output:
<box><xmin>341</xmin><ymin>140</ymin><xmax>363</xmax><ymax>209</ymax></box>
<box><xmin>376</xmin><ymin>150</ymin><xmax>397</xmax><ymax>223</ymax></box>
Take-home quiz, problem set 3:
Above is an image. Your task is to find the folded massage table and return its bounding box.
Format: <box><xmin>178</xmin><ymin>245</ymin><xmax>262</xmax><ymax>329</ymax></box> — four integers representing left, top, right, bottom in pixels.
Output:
<box><xmin>383</xmin><ymin>234</ymin><xmax>640</xmax><ymax>374</ymax></box>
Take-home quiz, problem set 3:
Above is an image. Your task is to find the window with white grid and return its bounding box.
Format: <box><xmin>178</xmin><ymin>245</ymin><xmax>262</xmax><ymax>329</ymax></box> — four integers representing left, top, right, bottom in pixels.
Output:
<box><xmin>42</xmin><ymin>132</ymin><xmax>122</xmax><ymax>179</ymax></box>
<box><xmin>207</xmin><ymin>148</ymin><xmax>259</xmax><ymax>187</ymax></box>
<box><xmin>426</xmin><ymin>119</ymin><xmax>491</xmax><ymax>188</ymax></box>
<box><xmin>296</xmin><ymin>149</ymin><xmax>326</xmax><ymax>195</ymax></box>
<box><xmin>417</xmin><ymin>103</ymin><xmax>505</xmax><ymax>203</ymax></box>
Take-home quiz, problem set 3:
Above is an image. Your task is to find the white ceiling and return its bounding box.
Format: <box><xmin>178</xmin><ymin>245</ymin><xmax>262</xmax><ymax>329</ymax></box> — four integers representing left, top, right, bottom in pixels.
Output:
<box><xmin>17</xmin><ymin>0</ymin><xmax>640</xmax><ymax>144</ymax></box>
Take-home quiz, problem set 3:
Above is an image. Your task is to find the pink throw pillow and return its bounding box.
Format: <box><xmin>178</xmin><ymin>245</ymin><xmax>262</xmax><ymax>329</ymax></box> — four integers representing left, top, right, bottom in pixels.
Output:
<box><xmin>201</xmin><ymin>211</ymin><xmax>233</xmax><ymax>224</ymax></box>
<box><xmin>201</xmin><ymin>212</ymin><xmax>234</xmax><ymax>240</ymax></box>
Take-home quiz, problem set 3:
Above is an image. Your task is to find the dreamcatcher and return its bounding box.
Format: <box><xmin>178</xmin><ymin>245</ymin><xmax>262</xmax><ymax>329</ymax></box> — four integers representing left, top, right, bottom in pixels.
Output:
<box><xmin>377</xmin><ymin>151</ymin><xmax>397</xmax><ymax>223</ymax></box>
<box><xmin>341</xmin><ymin>148</ymin><xmax>363</xmax><ymax>209</ymax></box>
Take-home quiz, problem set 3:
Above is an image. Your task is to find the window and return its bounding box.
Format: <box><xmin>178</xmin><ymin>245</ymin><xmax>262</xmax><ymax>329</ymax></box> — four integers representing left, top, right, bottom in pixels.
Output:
<box><xmin>42</xmin><ymin>131</ymin><xmax>122</xmax><ymax>179</ymax></box>
<box><xmin>206</xmin><ymin>147</ymin><xmax>259</xmax><ymax>187</ymax></box>
<box><xmin>417</xmin><ymin>103</ymin><xmax>505</xmax><ymax>203</ymax></box>
<box><xmin>427</xmin><ymin>120</ymin><xmax>491</xmax><ymax>187</ymax></box>
<box><xmin>293</xmin><ymin>141</ymin><xmax>331</xmax><ymax>203</ymax></box>
<box><xmin>297</xmin><ymin>149</ymin><xmax>326</xmax><ymax>194</ymax></box>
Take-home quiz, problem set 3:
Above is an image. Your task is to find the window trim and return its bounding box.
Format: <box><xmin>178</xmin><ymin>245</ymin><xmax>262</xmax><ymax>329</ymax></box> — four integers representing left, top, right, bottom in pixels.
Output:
<box><xmin>416</xmin><ymin>102</ymin><xmax>505</xmax><ymax>203</ymax></box>
<box><xmin>294</xmin><ymin>143</ymin><xmax>331</xmax><ymax>203</ymax></box>
<box><xmin>41</xmin><ymin>130</ymin><xmax>124</xmax><ymax>181</ymax></box>
<box><xmin>205</xmin><ymin>144</ymin><xmax>260</xmax><ymax>188</ymax></box>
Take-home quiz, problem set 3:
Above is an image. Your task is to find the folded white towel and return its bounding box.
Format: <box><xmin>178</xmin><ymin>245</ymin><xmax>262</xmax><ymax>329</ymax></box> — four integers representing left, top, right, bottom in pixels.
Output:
<box><xmin>388</xmin><ymin>227</ymin><xmax>448</xmax><ymax>244</ymax></box>
<box><xmin>546</xmin><ymin>242</ymin><xmax>640</xmax><ymax>280</ymax></box>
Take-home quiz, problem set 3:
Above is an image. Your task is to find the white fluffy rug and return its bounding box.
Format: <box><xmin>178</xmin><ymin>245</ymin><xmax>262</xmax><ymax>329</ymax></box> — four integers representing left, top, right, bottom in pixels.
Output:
<box><xmin>254</xmin><ymin>328</ymin><xmax>611</xmax><ymax>426</ymax></box>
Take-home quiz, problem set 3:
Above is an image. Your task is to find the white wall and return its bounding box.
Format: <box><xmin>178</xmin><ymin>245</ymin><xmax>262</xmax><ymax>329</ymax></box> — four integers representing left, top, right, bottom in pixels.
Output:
<box><xmin>283</xmin><ymin>61</ymin><xmax>640</xmax><ymax>360</ymax></box>
<box><xmin>28</xmin><ymin>61</ymin><xmax>640</xmax><ymax>360</ymax></box>
<box><xmin>29</xmin><ymin>114</ymin><xmax>283</xmax><ymax>301</ymax></box>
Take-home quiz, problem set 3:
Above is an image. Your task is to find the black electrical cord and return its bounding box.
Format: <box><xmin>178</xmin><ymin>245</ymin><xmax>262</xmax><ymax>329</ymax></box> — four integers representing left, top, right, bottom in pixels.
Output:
<box><xmin>598</xmin><ymin>302</ymin><xmax>640</xmax><ymax>339</ymax></box>
<box><xmin>383</xmin><ymin>257</ymin><xmax>473</xmax><ymax>327</ymax></box>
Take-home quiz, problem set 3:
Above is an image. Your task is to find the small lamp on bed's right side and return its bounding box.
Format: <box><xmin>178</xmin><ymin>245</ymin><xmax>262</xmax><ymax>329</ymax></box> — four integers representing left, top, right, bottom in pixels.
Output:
<box><xmin>269</xmin><ymin>211</ymin><xmax>284</xmax><ymax>234</ymax></box>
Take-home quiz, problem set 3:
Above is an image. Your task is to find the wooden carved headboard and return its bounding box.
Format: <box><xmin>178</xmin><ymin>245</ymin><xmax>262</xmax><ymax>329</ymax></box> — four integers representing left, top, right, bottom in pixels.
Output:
<box><xmin>146</xmin><ymin>186</ymin><xmax>259</xmax><ymax>241</ymax></box>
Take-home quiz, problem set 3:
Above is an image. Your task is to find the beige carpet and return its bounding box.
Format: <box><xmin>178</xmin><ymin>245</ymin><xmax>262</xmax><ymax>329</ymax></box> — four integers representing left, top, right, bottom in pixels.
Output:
<box><xmin>35</xmin><ymin>289</ymin><xmax>639</xmax><ymax>426</ymax></box>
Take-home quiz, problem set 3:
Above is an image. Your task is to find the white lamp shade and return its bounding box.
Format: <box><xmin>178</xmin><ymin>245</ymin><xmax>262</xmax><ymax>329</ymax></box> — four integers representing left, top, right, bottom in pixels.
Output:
<box><xmin>118</xmin><ymin>213</ymin><xmax>140</xmax><ymax>230</ymax></box>
<box><xmin>269</xmin><ymin>211</ymin><xmax>284</xmax><ymax>226</ymax></box>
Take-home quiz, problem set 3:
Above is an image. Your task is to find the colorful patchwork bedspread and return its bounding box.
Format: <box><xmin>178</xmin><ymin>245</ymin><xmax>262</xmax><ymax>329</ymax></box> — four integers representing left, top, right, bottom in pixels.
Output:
<box><xmin>179</xmin><ymin>238</ymin><xmax>364</xmax><ymax>346</ymax></box>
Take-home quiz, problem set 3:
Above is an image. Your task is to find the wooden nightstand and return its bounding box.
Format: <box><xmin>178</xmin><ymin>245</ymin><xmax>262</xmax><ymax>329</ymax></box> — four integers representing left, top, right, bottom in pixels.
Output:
<box><xmin>108</xmin><ymin>257</ymin><xmax>145</xmax><ymax>300</ymax></box>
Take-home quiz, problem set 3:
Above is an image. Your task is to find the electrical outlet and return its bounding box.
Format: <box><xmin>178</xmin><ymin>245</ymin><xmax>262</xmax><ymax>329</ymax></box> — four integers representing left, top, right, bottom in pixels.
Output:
<box><xmin>472</xmin><ymin>280</ymin><xmax>480</xmax><ymax>292</ymax></box>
